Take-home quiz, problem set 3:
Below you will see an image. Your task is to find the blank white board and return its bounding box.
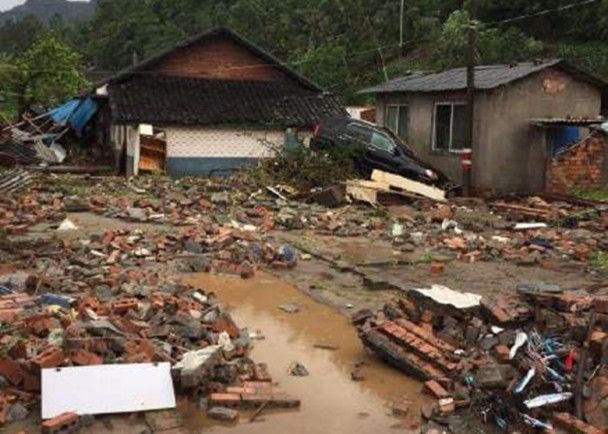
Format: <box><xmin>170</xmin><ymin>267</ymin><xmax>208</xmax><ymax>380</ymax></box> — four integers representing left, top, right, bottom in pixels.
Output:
<box><xmin>42</xmin><ymin>363</ymin><xmax>176</xmax><ymax>419</ymax></box>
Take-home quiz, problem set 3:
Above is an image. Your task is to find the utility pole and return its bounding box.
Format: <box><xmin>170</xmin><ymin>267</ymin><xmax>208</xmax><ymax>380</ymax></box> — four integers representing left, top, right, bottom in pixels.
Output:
<box><xmin>463</xmin><ymin>0</ymin><xmax>476</xmax><ymax>197</ymax></box>
<box><xmin>399</xmin><ymin>0</ymin><xmax>405</xmax><ymax>57</ymax></box>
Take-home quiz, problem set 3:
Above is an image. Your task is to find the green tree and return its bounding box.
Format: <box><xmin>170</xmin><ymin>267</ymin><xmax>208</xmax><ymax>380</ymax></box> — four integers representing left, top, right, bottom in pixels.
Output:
<box><xmin>434</xmin><ymin>10</ymin><xmax>543</xmax><ymax>69</ymax></box>
<box><xmin>13</xmin><ymin>34</ymin><xmax>89</xmax><ymax>112</ymax></box>
<box><xmin>0</xmin><ymin>14</ymin><xmax>44</xmax><ymax>55</ymax></box>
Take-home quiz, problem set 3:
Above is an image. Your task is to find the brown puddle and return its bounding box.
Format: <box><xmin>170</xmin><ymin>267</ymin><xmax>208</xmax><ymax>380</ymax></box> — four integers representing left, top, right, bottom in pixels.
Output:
<box><xmin>181</xmin><ymin>272</ymin><xmax>428</xmax><ymax>434</ymax></box>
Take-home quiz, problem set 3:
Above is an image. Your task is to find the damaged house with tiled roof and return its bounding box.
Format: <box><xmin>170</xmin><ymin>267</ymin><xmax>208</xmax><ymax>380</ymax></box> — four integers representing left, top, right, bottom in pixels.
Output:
<box><xmin>93</xmin><ymin>27</ymin><xmax>345</xmax><ymax>177</ymax></box>
<box><xmin>362</xmin><ymin>60</ymin><xmax>607</xmax><ymax>195</ymax></box>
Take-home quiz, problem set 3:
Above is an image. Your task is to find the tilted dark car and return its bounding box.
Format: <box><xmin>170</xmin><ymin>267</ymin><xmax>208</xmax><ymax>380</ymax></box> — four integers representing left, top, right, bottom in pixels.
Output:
<box><xmin>310</xmin><ymin>116</ymin><xmax>454</xmax><ymax>188</ymax></box>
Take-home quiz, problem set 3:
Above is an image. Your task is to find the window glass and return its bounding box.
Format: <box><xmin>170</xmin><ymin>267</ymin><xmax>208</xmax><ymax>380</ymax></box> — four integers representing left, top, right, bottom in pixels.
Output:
<box><xmin>346</xmin><ymin>124</ymin><xmax>372</xmax><ymax>141</ymax></box>
<box><xmin>397</xmin><ymin>106</ymin><xmax>409</xmax><ymax>138</ymax></box>
<box><xmin>371</xmin><ymin>131</ymin><xmax>395</xmax><ymax>152</ymax></box>
<box><xmin>435</xmin><ymin>105</ymin><xmax>451</xmax><ymax>150</ymax></box>
<box><xmin>452</xmin><ymin>105</ymin><xmax>466</xmax><ymax>150</ymax></box>
<box><xmin>386</xmin><ymin>106</ymin><xmax>398</xmax><ymax>134</ymax></box>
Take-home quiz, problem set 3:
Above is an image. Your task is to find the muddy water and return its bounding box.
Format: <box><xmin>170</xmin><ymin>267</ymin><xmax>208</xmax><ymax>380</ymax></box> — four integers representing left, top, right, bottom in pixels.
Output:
<box><xmin>182</xmin><ymin>272</ymin><xmax>427</xmax><ymax>434</ymax></box>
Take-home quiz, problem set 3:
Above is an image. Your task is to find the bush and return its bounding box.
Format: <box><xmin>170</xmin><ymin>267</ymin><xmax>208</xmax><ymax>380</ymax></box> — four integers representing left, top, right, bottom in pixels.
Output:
<box><xmin>243</xmin><ymin>140</ymin><xmax>360</xmax><ymax>192</ymax></box>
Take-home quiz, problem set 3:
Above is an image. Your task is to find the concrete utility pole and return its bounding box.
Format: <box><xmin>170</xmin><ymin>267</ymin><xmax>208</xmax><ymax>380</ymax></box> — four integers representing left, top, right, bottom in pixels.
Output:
<box><xmin>400</xmin><ymin>0</ymin><xmax>405</xmax><ymax>56</ymax></box>
<box><xmin>463</xmin><ymin>0</ymin><xmax>476</xmax><ymax>196</ymax></box>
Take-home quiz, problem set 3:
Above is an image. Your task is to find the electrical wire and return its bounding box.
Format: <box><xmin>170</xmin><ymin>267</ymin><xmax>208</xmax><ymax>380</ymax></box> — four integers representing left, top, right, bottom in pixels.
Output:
<box><xmin>487</xmin><ymin>0</ymin><xmax>599</xmax><ymax>25</ymax></box>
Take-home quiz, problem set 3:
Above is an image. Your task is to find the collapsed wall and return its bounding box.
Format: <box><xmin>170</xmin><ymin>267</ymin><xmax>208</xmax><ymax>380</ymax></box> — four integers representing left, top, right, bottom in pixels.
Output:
<box><xmin>546</xmin><ymin>131</ymin><xmax>608</xmax><ymax>194</ymax></box>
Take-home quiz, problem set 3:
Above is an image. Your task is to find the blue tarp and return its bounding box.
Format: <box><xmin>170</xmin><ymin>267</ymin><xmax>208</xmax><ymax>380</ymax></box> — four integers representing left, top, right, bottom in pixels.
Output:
<box><xmin>48</xmin><ymin>97</ymin><xmax>98</xmax><ymax>135</ymax></box>
<box><xmin>553</xmin><ymin>127</ymin><xmax>580</xmax><ymax>156</ymax></box>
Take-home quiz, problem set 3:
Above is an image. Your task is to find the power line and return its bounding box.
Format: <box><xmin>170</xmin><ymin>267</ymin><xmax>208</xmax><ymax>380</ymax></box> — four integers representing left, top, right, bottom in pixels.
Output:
<box><xmin>487</xmin><ymin>0</ymin><xmax>599</xmax><ymax>25</ymax></box>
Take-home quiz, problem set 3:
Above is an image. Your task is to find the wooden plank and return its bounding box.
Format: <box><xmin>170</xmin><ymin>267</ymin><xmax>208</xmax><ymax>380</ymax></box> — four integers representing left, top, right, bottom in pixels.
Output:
<box><xmin>371</xmin><ymin>170</ymin><xmax>446</xmax><ymax>202</ymax></box>
<box><xmin>346</xmin><ymin>181</ymin><xmax>379</xmax><ymax>205</ymax></box>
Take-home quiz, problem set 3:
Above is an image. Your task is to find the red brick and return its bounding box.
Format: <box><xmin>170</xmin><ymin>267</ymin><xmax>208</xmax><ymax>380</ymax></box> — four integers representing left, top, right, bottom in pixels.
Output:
<box><xmin>430</xmin><ymin>262</ymin><xmax>445</xmax><ymax>274</ymax></box>
<box><xmin>33</xmin><ymin>346</ymin><xmax>65</xmax><ymax>369</ymax></box>
<box><xmin>595</xmin><ymin>297</ymin><xmax>608</xmax><ymax>314</ymax></box>
<box><xmin>424</xmin><ymin>380</ymin><xmax>450</xmax><ymax>399</ymax></box>
<box><xmin>552</xmin><ymin>412</ymin><xmax>603</xmax><ymax>434</ymax></box>
<box><xmin>494</xmin><ymin>344</ymin><xmax>511</xmax><ymax>361</ymax></box>
<box><xmin>69</xmin><ymin>349</ymin><xmax>103</xmax><ymax>366</ymax></box>
<box><xmin>42</xmin><ymin>411</ymin><xmax>79</xmax><ymax>433</ymax></box>
<box><xmin>209</xmin><ymin>393</ymin><xmax>241</xmax><ymax>408</ymax></box>
<box><xmin>0</xmin><ymin>358</ymin><xmax>25</xmax><ymax>385</ymax></box>
<box><xmin>110</xmin><ymin>297</ymin><xmax>139</xmax><ymax>314</ymax></box>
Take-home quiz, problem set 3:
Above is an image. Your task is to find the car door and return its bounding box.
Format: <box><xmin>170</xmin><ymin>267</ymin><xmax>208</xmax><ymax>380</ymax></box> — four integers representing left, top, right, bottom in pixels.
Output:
<box><xmin>342</xmin><ymin>123</ymin><xmax>373</xmax><ymax>169</ymax></box>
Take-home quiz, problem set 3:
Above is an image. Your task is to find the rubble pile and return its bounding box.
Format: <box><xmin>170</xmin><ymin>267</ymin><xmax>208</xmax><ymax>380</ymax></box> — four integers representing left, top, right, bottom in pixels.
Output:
<box><xmin>0</xmin><ymin>190</ymin><xmax>65</xmax><ymax>235</ymax></box>
<box><xmin>0</xmin><ymin>274</ymin><xmax>299</xmax><ymax>429</ymax></box>
<box><xmin>354</xmin><ymin>284</ymin><xmax>608</xmax><ymax>432</ymax></box>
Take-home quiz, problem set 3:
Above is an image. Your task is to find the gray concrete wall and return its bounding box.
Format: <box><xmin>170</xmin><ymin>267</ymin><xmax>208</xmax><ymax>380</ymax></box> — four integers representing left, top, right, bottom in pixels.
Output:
<box><xmin>375</xmin><ymin>67</ymin><xmax>602</xmax><ymax>194</ymax></box>
<box><xmin>377</xmin><ymin>91</ymin><xmax>470</xmax><ymax>184</ymax></box>
<box><xmin>476</xmin><ymin>67</ymin><xmax>601</xmax><ymax>194</ymax></box>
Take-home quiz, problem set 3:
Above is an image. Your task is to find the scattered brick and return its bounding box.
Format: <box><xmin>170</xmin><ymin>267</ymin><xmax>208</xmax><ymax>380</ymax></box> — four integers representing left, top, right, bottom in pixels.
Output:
<box><xmin>424</xmin><ymin>380</ymin><xmax>450</xmax><ymax>399</ymax></box>
<box><xmin>41</xmin><ymin>412</ymin><xmax>79</xmax><ymax>434</ymax></box>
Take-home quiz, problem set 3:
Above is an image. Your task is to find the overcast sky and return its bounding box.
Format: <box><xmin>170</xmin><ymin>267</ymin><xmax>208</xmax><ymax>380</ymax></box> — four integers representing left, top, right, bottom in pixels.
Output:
<box><xmin>0</xmin><ymin>0</ymin><xmax>90</xmax><ymax>12</ymax></box>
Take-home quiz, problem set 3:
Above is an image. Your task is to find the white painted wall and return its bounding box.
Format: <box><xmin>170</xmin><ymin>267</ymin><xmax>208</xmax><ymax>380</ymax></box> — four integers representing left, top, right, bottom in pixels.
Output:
<box><xmin>165</xmin><ymin>127</ymin><xmax>285</xmax><ymax>158</ymax></box>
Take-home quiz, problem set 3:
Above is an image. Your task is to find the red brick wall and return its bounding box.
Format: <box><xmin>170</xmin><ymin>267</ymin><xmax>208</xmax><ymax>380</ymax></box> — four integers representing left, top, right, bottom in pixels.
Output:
<box><xmin>152</xmin><ymin>36</ymin><xmax>292</xmax><ymax>82</ymax></box>
<box><xmin>546</xmin><ymin>132</ymin><xmax>607</xmax><ymax>194</ymax></box>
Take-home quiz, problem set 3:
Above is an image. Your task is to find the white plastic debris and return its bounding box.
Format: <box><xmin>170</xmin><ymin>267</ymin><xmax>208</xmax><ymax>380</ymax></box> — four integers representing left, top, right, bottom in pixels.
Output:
<box><xmin>524</xmin><ymin>392</ymin><xmax>573</xmax><ymax>409</ymax></box>
<box><xmin>412</xmin><ymin>285</ymin><xmax>482</xmax><ymax>309</ymax></box>
<box><xmin>514</xmin><ymin>223</ymin><xmax>548</xmax><ymax>230</ymax></box>
<box><xmin>50</xmin><ymin>143</ymin><xmax>66</xmax><ymax>163</ymax></box>
<box><xmin>218</xmin><ymin>331</ymin><xmax>235</xmax><ymax>352</ymax></box>
<box><xmin>391</xmin><ymin>223</ymin><xmax>404</xmax><ymax>237</ymax></box>
<box><xmin>441</xmin><ymin>219</ymin><xmax>463</xmax><ymax>235</ymax></box>
<box><xmin>57</xmin><ymin>219</ymin><xmax>78</xmax><ymax>231</ymax></box>
<box><xmin>133</xmin><ymin>248</ymin><xmax>151</xmax><ymax>257</ymax></box>
<box><xmin>491</xmin><ymin>326</ymin><xmax>505</xmax><ymax>334</ymax></box>
<box><xmin>491</xmin><ymin>236</ymin><xmax>510</xmax><ymax>243</ymax></box>
<box><xmin>510</xmin><ymin>331</ymin><xmax>528</xmax><ymax>359</ymax></box>
<box><xmin>174</xmin><ymin>346</ymin><xmax>221</xmax><ymax>375</ymax></box>
<box><xmin>514</xmin><ymin>368</ymin><xmax>535</xmax><ymax>394</ymax></box>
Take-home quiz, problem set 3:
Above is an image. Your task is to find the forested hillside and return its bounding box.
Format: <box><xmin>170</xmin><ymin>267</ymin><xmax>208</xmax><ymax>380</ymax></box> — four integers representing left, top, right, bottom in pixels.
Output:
<box><xmin>0</xmin><ymin>0</ymin><xmax>607</xmax><ymax>109</ymax></box>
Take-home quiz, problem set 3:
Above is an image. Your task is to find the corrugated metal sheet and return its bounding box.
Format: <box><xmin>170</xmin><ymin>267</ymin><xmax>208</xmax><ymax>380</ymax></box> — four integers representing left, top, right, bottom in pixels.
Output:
<box><xmin>360</xmin><ymin>60</ymin><xmax>600</xmax><ymax>94</ymax></box>
<box><xmin>0</xmin><ymin>170</ymin><xmax>34</xmax><ymax>194</ymax></box>
<box><xmin>529</xmin><ymin>118</ymin><xmax>604</xmax><ymax>127</ymax></box>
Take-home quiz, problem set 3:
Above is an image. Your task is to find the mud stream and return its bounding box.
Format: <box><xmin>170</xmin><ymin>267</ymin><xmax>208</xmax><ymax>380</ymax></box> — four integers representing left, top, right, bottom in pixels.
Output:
<box><xmin>182</xmin><ymin>272</ymin><xmax>427</xmax><ymax>434</ymax></box>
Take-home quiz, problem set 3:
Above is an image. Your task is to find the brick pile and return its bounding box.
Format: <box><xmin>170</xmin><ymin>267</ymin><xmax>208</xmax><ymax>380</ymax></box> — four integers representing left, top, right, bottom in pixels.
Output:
<box><xmin>0</xmin><ymin>278</ymin><xmax>299</xmax><ymax>430</ymax></box>
<box><xmin>546</xmin><ymin>131</ymin><xmax>607</xmax><ymax>195</ymax></box>
<box><xmin>355</xmin><ymin>285</ymin><xmax>608</xmax><ymax>432</ymax></box>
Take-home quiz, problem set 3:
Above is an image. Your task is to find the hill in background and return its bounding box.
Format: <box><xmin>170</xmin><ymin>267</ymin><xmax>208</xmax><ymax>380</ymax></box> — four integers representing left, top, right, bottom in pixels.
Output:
<box><xmin>0</xmin><ymin>0</ymin><xmax>96</xmax><ymax>23</ymax></box>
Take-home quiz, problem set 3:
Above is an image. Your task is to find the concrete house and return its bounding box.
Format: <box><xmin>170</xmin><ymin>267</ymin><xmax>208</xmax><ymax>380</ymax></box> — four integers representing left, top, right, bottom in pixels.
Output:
<box><xmin>94</xmin><ymin>27</ymin><xmax>344</xmax><ymax>177</ymax></box>
<box><xmin>362</xmin><ymin>60</ymin><xmax>606</xmax><ymax>195</ymax></box>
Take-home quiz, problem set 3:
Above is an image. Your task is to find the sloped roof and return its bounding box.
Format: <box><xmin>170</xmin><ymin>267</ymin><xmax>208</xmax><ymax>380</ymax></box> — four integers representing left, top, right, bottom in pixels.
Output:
<box><xmin>361</xmin><ymin>60</ymin><xmax>606</xmax><ymax>94</ymax></box>
<box><xmin>108</xmin><ymin>75</ymin><xmax>345</xmax><ymax>127</ymax></box>
<box><xmin>106</xmin><ymin>26</ymin><xmax>321</xmax><ymax>92</ymax></box>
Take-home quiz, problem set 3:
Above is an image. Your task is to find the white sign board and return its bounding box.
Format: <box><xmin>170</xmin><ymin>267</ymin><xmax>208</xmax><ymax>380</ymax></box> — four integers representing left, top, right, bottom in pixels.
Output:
<box><xmin>42</xmin><ymin>363</ymin><xmax>176</xmax><ymax>419</ymax></box>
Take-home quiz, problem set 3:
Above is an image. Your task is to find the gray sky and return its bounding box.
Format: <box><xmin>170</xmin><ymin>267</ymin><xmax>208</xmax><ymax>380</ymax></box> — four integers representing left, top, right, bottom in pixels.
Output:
<box><xmin>0</xmin><ymin>0</ymin><xmax>91</xmax><ymax>12</ymax></box>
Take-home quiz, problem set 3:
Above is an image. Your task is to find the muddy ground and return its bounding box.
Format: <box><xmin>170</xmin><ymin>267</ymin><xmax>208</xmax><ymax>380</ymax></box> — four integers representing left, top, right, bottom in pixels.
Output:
<box><xmin>3</xmin><ymin>200</ymin><xmax>603</xmax><ymax>434</ymax></box>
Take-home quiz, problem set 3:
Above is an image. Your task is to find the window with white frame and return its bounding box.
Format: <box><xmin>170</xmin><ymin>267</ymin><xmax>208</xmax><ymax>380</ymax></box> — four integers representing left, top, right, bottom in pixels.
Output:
<box><xmin>385</xmin><ymin>105</ymin><xmax>409</xmax><ymax>139</ymax></box>
<box><xmin>433</xmin><ymin>103</ymin><xmax>466</xmax><ymax>151</ymax></box>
